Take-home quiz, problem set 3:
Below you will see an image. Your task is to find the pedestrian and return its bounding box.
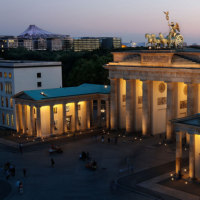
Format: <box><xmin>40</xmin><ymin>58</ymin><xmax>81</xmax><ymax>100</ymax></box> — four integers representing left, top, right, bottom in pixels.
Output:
<box><xmin>16</xmin><ymin>180</ymin><xmax>20</xmax><ymax>191</ymax></box>
<box><xmin>19</xmin><ymin>181</ymin><xmax>23</xmax><ymax>194</ymax></box>
<box><xmin>19</xmin><ymin>143</ymin><xmax>23</xmax><ymax>154</ymax></box>
<box><xmin>10</xmin><ymin>165</ymin><xmax>15</xmax><ymax>177</ymax></box>
<box><xmin>108</xmin><ymin>137</ymin><xmax>110</xmax><ymax>143</ymax></box>
<box><xmin>51</xmin><ymin>158</ymin><xmax>55</xmax><ymax>168</ymax></box>
<box><xmin>23</xmin><ymin>168</ymin><xmax>26</xmax><ymax>177</ymax></box>
<box><xmin>101</xmin><ymin>135</ymin><xmax>104</xmax><ymax>143</ymax></box>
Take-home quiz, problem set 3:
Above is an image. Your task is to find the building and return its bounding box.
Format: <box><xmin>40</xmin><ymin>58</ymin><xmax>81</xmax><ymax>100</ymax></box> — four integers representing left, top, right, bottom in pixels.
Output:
<box><xmin>172</xmin><ymin>114</ymin><xmax>200</xmax><ymax>180</ymax></box>
<box><xmin>47</xmin><ymin>38</ymin><xmax>63</xmax><ymax>51</ymax></box>
<box><xmin>0</xmin><ymin>60</ymin><xmax>62</xmax><ymax>130</ymax></box>
<box><xmin>18</xmin><ymin>38</ymin><xmax>33</xmax><ymax>50</ymax></box>
<box><xmin>0</xmin><ymin>36</ymin><xmax>18</xmax><ymax>51</ymax></box>
<box><xmin>13</xmin><ymin>84</ymin><xmax>110</xmax><ymax>137</ymax></box>
<box><xmin>17</xmin><ymin>25</ymin><xmax>72</xmax><ymax>51</ymax></box>
<box><xmin>73</xmin><ymin>37</ymin><xmax>100</xmax><ymax>52</ymax></box>
<box><xmin>104</xmin><ymin>49</ymin><xmax>200</xmax><ymax>140</ymax></box>
<box><xmin>101</xmin><ymin>37</ymin><xmax>121</xmax><ymax>49</ymax></box>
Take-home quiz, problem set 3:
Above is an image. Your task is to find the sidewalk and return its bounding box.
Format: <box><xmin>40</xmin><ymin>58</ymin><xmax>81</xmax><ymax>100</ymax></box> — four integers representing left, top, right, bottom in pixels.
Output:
<box><xmin>117</xmin><ymin>158</ymin><xmax>189</xmax><ymax>200</ymax></box>
<box><xmin>0</xmin><ymin>180</ymin><xmax>11</xmax><ymax>200</ymax></box>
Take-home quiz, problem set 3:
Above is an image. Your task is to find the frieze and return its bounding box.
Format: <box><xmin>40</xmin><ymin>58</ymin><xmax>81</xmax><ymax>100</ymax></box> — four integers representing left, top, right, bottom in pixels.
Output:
<box><xmin>141</xmin><ymin>55</ymin><xmax>171</xmax><ymax>64</ymax></box>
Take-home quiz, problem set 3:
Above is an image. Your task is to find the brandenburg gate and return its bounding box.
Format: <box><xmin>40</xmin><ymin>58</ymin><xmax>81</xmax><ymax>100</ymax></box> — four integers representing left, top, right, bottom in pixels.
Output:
<box><xmin>104</xmin><ymin>50</ymin><xmax>200</xmax><ymax>140</ymax></box>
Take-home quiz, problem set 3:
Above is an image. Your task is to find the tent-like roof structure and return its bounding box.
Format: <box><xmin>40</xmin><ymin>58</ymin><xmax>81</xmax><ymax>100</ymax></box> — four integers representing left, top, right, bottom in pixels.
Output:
<box><xmin>18</xmin><ymin>25</ymin><xmax>63</xmax><ymax>39</ymax></box>
<box><xmin>13</xmin><ymin>83</ymin><xmax>110</xmax><ymax>101</ymax></box>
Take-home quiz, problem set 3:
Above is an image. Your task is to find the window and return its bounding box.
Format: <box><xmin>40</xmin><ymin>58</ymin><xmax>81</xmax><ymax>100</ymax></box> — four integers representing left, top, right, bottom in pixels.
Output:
<box><xmin>0</xmin><ymin>72</ymin><xmax>2</xmax><ymax>77</ymax></box>
<box><xmin>11</xmin><ymin>114</ymin><xmax>14</xmax><ymax>127</ymax></box>
<box><xmin>5</xmin><ymin>82</ymin><xmax>12</xmax><ymax>94</ymax></box>
<box><xmin>6</xmin><ymin>97</ymin><xmax>8</xmax><ymax>107</ymax></box>
<box><xmin>8</xmin><ymin>73</ymin><xmax>12</xmax><ymax>78</ymax></box>
<box><xmin>4</xmin><ymin>72</ymin><xmax>7</xmax><ymax>78</ymax></box>
<box><xmin>37</xmin><ymin>82</ymin><xmax>42</xmax><ymax>87</ymax></box>
<box><xmin>37</xmin><ymin>73</ymin><xmax>41</xmax><ymax>78</ymax></box>
<box><xmin>10</xmin><ymin>98</ymin><xmax>13</xmax><ymax>108</ymax></box>
<box><xmin>53</xmin><ymin>107</ymin><xmax>57</xmax><ymax>113</ymax></box>
<box><xmin>1</xmin><ymin>96</ymin><xmax>4</xmax><ymax>107</ymax></box>
<box><xmin>6</xmin><ymin>114</ymin><xmax>9</xmax><ymax>126</ymax></box>
<box><xmin>0</xmin><ymin>82</ymin><xmax>3</xmax><ymax>91</ymax></box>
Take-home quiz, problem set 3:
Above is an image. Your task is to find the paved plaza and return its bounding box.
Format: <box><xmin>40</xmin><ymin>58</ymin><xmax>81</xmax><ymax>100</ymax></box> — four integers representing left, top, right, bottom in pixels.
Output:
<box><xmin>0</xmin><ymin>132</ymin><xmax>195</xmax><ymax>200</ymax></box>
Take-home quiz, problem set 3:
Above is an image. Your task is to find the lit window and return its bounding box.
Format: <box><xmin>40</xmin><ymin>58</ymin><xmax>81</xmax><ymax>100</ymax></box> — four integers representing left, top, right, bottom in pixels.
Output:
<box><xmin>8</xmin><ymin>73</ymin><xmax>12</xmax><ymax>78</ymax></box>
<box><xmin>37</xmin><ymin>82</ymin><xmax>42</xmax><ymax>87</ymax></box>
<box><xmin>5</xmin><ymin>82</ymin><xmax>12</xmax><ymax>94</ymax></box>
<box><xmin>0</xmin><ymin>72</ymin><xmax>2</xmax><ymax>77</ymax></box>
<box><xmin>4</xmin><ymin>72</ymin><xmax>7</xmax><ymax>78</ymax></box>
<box><xmin>53</xmin><ymin>107</ymin><xmax>57</xmax><ymax>113</ymax></box>
<box><xmin>10</xmin><ymin>98</ymin><xmax>13</xmax><ymax>108</ymax></box>
<box><xmin>11</xmin><ymin>114</ymin><xmax>14</xmax><ymax>127</ymax></box>
<box><xmin>6</xmin><ymin>114</ymin><xmax>9</xmax><ymax>126</ymax></box>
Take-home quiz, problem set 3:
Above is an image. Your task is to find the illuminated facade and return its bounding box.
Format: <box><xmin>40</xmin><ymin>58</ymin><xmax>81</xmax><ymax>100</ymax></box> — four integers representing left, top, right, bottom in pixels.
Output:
<box><xmin>13</xmin><ymin>84</ymin><xmax>110</xmax><ymax>137</ymax></box>
<box><xmin>104</xmin><ymin>50</ymin><xmax>200</xmax><ymax>140</ymax></box>
<box><xmin>173</xmin><ymin>114</ymin><xmax>200</xmax><ymax>180</ymax></box>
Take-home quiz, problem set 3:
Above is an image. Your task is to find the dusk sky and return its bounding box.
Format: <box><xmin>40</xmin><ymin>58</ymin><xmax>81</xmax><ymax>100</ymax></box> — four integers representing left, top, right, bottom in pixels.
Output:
<box><xmin>0</xmin><ymin>0</ymin><xmax>200</xmax><ymax>44</ymax></box>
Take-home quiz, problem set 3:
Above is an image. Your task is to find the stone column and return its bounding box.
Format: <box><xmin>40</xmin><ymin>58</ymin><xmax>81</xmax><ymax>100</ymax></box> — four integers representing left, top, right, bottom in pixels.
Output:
<box><xmin>176</xmin><ymin>131</ymin><xmax>183</xmax><ymax>175</ymax></box>
<box><xmin>50</xmin><ymin>104</ymin><xmax>54</xmax><ymax>135</ymax></box>
<box><xmin>142</xmin><ymin>80</ymin><xmax>152</xmax><ymax>136</ymax></box>
<box><xmin>110</xmin><ymin>78</ymin><xmax>118</xmax><ymax>130</ymax></box>
<box><xmin>36</xmin><ymin>106</ymin><xmax>41</xmax><ymax>137</ymax></box>
<box><xmin>166</xmin><ymin>82</ymin><xmax>176</xmax><ymax>141</ymax></box>
<box><xmin>15</xmin><ymin>104</ymin><xmax>20</xmax><ymax>132</ymax></box>
<box><xmin>29</xmin><ymin>105</ymin><xmax>34</xmax><ymax>135</ymax></box>
<box><xmin>187</xmin><ymin>83</ymin><xmax>196</xmax><ymax>116</ymax></box>
<box><xmin>86</xmin><ymin>101</ymin><xmax>91</xmax><ymax>129</ymax></box>
<box><xmin>126</xmin><ymin>79</ymin><xmax>136</xmax><ymax>134</ymax></box>
<box><xmin>21</xmin><ymin>105</ymin><xmax>26</xmax><ymax>134</ymax></box>
<box><xmin>106</xmin><ymin>100</ymin><xmax>110</xmax><ymax>129</ymax></box>
<box><xmin>63</xmin><ymin>103</ymin><xmax>66</xmax><ymax>133</ymax></box>
<box><xmin>97</xmin><ymin>99</ymin><xmax>101</xmax><ymax>127</ymax></box>
<box><xmin>189</xmin><ymin>134</ymin><xmax>195</xmax><ymax>179</ymax></box>
<box><xmin>75</xmin><ymin>102</ymin><xmax>79</xmax><ymax>131</ymax></box>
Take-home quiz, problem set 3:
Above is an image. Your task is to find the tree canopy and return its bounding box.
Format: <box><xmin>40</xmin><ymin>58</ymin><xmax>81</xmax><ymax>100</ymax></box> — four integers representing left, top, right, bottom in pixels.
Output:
<box><xmin>1</xmin><ymin>48</ymin><xmax>113</xmax><ymax>87</ymax></box>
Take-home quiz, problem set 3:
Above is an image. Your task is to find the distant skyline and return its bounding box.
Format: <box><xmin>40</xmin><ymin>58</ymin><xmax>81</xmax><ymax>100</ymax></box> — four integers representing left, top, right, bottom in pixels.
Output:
<box><xmin>0</xmin><ymin>0</ymin><xmax>200</xmax><ymax>44</ymax></box>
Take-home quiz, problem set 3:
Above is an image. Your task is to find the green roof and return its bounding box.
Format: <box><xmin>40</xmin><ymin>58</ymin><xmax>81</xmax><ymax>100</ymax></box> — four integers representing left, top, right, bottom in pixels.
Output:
<box><xmin>24</xmin><ymin>83</ymin><xmax>110</xmax><ymax>101</ymax></box>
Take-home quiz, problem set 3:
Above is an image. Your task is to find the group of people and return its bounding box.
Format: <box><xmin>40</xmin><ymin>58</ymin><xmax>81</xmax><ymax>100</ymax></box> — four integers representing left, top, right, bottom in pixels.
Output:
<box><xmin>100</xmin><ymin>135</ymin><xmax>118</xmax><ymax>144</ymax></box>
<box><xmin>2</xmin><ymin>161</ymin><xmax>26</xmax><ymax>194</ymax></box>
<box><xmin>4</xmin><ymin>162</ymin><xmax>16</xmax><ymax>180</ymax></box>
<box><xmin>79</xmin><ymin>151</ymin><xmax>97</xmax><ymax>170</ymax></box>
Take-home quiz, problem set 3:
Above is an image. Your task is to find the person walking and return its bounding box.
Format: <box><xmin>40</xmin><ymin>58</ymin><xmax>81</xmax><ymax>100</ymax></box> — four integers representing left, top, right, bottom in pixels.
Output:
<box><xmin>23</xmin><ymin>168</ymin><xmax>26</xmax><ymax>177</ymax></box>
<box><xmin>51</xmin><ymin>158</ymin><xmax>55</xmax><ymax>168</ymax></box>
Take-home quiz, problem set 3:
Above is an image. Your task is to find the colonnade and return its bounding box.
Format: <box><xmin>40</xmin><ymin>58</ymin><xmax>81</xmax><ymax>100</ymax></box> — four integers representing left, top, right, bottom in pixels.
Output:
<box><xmin>176</xmin><ymin>131</ymin><xmax>195</xmax><ymax>179</ymax></box>
<box><xmin>15</xmin><ymin>99</ymin><xmax>110</xmax><ymax>137</ymax></box>
<box><xmin>110</xmin><ymin>78</ymin><xmax>200</xmax><ymax>139</ymax></box>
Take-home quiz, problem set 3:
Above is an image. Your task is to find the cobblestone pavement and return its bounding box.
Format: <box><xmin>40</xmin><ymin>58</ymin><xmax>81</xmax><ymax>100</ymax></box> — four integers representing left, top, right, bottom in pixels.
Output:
<box><xmin>0</xmin><ymin>133</ymin><xmax>185</xmax><ymax>200</ymax></box>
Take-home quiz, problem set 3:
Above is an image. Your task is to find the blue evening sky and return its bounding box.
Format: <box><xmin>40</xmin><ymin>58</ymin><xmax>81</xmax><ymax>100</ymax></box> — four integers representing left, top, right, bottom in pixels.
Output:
<box><xmin>0</xmin><ymin>0</ymin><xmax>199</xmax><ymax>44</ymax></box>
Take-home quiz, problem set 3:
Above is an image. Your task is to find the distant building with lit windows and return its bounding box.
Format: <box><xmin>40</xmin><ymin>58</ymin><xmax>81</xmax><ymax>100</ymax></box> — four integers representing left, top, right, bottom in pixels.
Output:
<box><xmin>0</xmin><ymin>60</ymin><xmax>62</xmax><ymax>130</ymax></box>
